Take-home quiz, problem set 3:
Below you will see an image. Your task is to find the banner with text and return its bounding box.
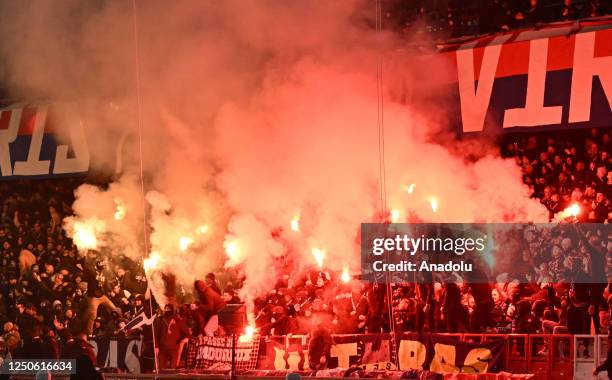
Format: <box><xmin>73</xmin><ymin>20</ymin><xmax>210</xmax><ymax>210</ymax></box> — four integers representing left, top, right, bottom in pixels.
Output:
<box><xmin>87</xmin><ymin>333</ymin><xmax>505</xmax><ymax>374</ymax></box>
<box><xmin>426</xmin><ymin>20</ymin><xmax>612</xmax><ymax>133</ymax></box>
<box><xmin>256</xmin><ymin>333</ymin><xmax>395</xmax><ymax>371</ymax></box>
<box><xmin>88</xmin><ymin>336</ymin><xmax>142</xmax><ymax>373</ymax></box>
<box><xmin>186</xmin><ymin>335</ymin><xmax>260</xmax><ymax>371</ymax></box>
<box><xmin>0</xmin><ymin>104</ymin><xmax>89</xmax><ymax>179</ymax></box>
<box><xmin>397</xmin><ymin>333</ymin><xmax>506</xmax><ymax>373</ymax></box>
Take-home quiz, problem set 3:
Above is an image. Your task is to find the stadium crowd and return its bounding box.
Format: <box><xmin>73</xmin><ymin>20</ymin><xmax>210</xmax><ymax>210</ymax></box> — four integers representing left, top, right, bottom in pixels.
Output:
<box><xmin>0</xmin><ymin>128</ymin><xmax>609</xmax><ymax>371</ymax></box>
<box><xmin>381</xmin><ymin>0</ymin><xmax>612</xmax><ymax>38</ymax></box>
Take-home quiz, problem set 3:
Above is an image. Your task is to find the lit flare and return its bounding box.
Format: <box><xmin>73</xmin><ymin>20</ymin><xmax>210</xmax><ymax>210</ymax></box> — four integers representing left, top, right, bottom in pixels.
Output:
<box><xmin>312</xmin><ymin>247</ymin><xmax>326</xmax><ymax>268</ymax></box>
<box><xmin>225</xmin><ymin>240</ymin><xmax>238</xmax><ymax>260</ymax></box>
<box><xmin>430</xmin><ymin>198</ymin><xmax>438</xmax><ymax>213</ymax></box>
<box><xmin>390</xmin><ymin>209</ymin><xmax>401</xmax><ymax>223</ymax></box>
<box><xmin>73</xmin><ymin>221</ymin><xmax>100</xmax><ymax>250</ymax></box>
<box><xmin>114</xmin><ymin>199</ymin><xmax>126</xmax><ymax>221</ymax></box>
<box><xmin>179</xmin><ymin>236</ymin><xmax>194</xmax><ymax>251</ymax></box>
<box><xmin>143</xmin><ymin>252</ymin><xmax>160</xmax><ymax>272</ymax></box>
<box><xmin>341</xmin><ymin>267</ymin><xmax>351</xmax><ymax>283</ymax></box>
<box><xmin>290</xmin><ymin>215</ymin><xmax>300</xmax><ymax>232</ymax></box>
<box><xmin>238</xmin><ymin>325</ymin><xmax>257</xmax><ymax>342</ymax></box>
<box><xmin>562</xmin><ymin>203</ymin><xmax>580</xmax><ymax>218</ymax></box>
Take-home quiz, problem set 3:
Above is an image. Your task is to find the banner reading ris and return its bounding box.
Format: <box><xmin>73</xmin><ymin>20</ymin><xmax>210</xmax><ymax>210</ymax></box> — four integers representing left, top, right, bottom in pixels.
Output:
<box><xmin>0</xmin><ymin>103</ymin><xmax>89</xmax><ymax>178</ymax></box>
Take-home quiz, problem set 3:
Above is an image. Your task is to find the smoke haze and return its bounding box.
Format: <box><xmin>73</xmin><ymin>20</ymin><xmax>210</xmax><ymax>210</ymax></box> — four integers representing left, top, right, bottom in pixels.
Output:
<box><xmin>0</xmin><ymin>0</ymin><xmax>547</xmax><ymax>309</ymax></box>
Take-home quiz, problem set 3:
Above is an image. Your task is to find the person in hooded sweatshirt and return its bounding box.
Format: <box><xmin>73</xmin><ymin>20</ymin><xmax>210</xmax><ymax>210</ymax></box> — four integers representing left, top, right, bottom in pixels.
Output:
<box><xmin>154</xmin><ymin>304</ymin><xmax>188</xmax><ymax>369</ymax></box>
<box><xmin>194</xmin><ymin>280</ymin><xmax>226</xmax><ymax>336</ymax></box>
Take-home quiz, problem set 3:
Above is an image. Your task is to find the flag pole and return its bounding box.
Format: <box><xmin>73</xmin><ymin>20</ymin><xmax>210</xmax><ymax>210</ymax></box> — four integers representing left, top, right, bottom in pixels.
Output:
<box><xmin>131</xmin><ymin>0</ymin><xmax>158</xmax><ymax>373</ymax></box>
<box><xmin>144</xmin><ymin>278</ymin><xmax>160</xmax><ymax>374</ymax></box>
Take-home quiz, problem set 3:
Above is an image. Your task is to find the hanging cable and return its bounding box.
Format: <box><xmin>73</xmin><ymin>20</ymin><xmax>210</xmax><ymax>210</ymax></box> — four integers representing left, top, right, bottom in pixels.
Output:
<box><xmin>375</xmin><ymin>0</ymin><xmax>398</xmax><ymax>368</ymax></box>
<box><xmin>131</xmin><ymin>0</ymin><xmax>159</xmax><ymax>374</ymax></box>
<box><xmin>376</xmin><ymin>0</ymin><xmax>387</xmax><ymax>217</ymax></box>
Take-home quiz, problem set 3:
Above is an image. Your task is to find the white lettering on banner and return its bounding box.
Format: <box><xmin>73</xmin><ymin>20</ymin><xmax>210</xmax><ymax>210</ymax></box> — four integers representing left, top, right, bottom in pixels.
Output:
<box><xmin>462</xmin><ymin>347</ymin><xmax>492</xmax><ymax>373</ymax></box>
<box><xmin>569</xmin><ymin>32</ymin><xmax>612</xmax><ymax>123</ymax></box>
<box><xmin>273</xmin><ymin>347</ymin><xmax>309</xmax><ymax>370</ymax></box>
<box><xmin>0</xmin><ymin>106</ymin><xmax>22</xmax><ymax>176</ymax></box>
<box><xmin>54</xmin><ymin>120</ymin><xmax>90</xmax><ymax>174</ymax></box>
<box><xmin>13</xmin><ymin>107</ymin><xmax>50</xmax><ymax>176</ymax></box>
<box><xmin>0</xmin><ymin>105</ymin><xmax>91</xmax><ymax>177</ymax></box>
<box><xmin>457</xmin><ymin>30</ymin><xmax>612</xmax><ymax>132</ymax></box>
<box><xmin>330</xmin><ymin>342</ymin><xmax>357</xmax><ymax>368</ymax></box>
<box><xmin>397</xmin><ymin>339</ymin><xmax>426</xmax><ymax>370</ymax></box>
<box><xmin>430</xmin><ymin>343</ymin><xmax>459</xmax><ymax>373</ymax></box>
<box><xmin>124</xmin><ymin>339</ymin><xmax>142</xmax><ymax>374</ymax></box>
<box><xmin>398</xmin><ymin>339</ymin><xmax>493</xmax><ymax>373</ymax></box>
<box><xmin>504</xmin><ymin>38</ymin><xmax>562</xmax><ymax>127</ymax></box>
<box><xmin>197</xmin><ymin>346</ymin><xmax>252</xmax><ymax>362</ymax></box>
<box><xmin>456</xmin><ymin>35</ymin><xmax>512</xmax><ymax>132</ymax></box>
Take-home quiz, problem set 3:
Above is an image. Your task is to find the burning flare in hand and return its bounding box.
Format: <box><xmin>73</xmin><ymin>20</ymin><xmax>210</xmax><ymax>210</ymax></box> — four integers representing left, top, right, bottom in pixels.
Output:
<box><xmin>113</xmin><ymin>198</ymin><xmax>126</xmax><ymax>221</ymax></box>
<box><xmin>179</xmin><ymin>236</ymin><xmax>194</xmax><ymax>251</ymax></box>
<box><xmin>341</xmin><ymin>267</ymin><xmax>351</xmax><ymax>283</ymax></box>
<box><xmin>312</xmin><ymin>247</ymin><xmax>326</xmax><ymax>268</ymax></box>
<box><xmin>290</xmin><ymin>215</ymin><xmax>300</xmax><ymax>232</ymax></box>
<box><xmin>238</xmin><ymin>325</ymin><xmax>257</xmax><ymax>342</ymax></box>
<box><xmin>404</xmin><ymin>183</ymin><xmax>415</xmax><ymax>194</ymax></box>
<box><xmin>225</xmin><ymin>240</ymin><xmax>238</xmax><ymax>260</ymax></box>
<box><xmin>72</xmin><ymin>220</ymin><xmax>103</xmax><ymax>250</ymax></box>
<box><xmin>430</xmin><ymin>197</ymin><xmax>438</xmax><ymax>213</ymax></box>
<box><xmin>196</xmin><ymin>225</ymin><xmax>209</xmax><ymax>235</ymax></box>
<box><xmin>390</xmin><ymin>209</ymin><xmax>401</xmax><ymax>223</ymax></box>
<box><xmin>562</xmin><ymin>203</ymin><xmax>580</xmax><ymax>219</ymax></box>
<box><xmin>143</xmin><ymin>252</ymin><xmax>160</xmax><ymax>272</ymax></box>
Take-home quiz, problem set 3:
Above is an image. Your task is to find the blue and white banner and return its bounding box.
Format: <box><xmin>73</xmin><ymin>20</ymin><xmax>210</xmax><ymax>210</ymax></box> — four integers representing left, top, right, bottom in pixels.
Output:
<box><xmin>0</xmin><ymin>103</ymin><xmax>89</xmax><ymax>179</ymax></box>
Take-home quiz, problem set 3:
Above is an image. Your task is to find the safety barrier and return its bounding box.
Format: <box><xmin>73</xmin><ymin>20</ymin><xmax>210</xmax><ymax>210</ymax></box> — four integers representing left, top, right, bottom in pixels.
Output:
<box><xmin>390</xmin><ymin>332</ymin><xmax>595</xmax><ymax>378</ymax></box>
<box><xmin>422</xmin><ymin>333</ymin><xmax>605</xmax><ymax>379</ymax></box>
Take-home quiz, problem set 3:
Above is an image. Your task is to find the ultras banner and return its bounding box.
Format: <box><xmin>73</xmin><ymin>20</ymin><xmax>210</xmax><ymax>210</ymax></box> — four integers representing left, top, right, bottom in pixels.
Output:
<box><xmin>423</xmin><ymin>20</ymin><xmax>612</xmax><ymax>133</ymax></box>
<box><xmin>88</xmin><ymin>333</ymin><xmax>505</xmax><ymax>373</ymax></box>
<box><xmin>256</xmin><ymin>333</ymin><xmax>504</xmax><ymax>373</ymax></box>
<box><xmin>88</xmin><ymin>336</ymin><xmax>142</xmax><ymax>373</ymax></box>
<box><xmin>256</xmin><ymin>333</ymin><xmax>396</xmax><ymax>371</ymax></box>
<box><xmin>0</xmin><ymin>103</ymin><xmax>89</xmax><ymax>179</ymax></box>
<box><xmin>397</xmin><ymin>333</ymin><xmax>506</xmax><ymax>373</ymax></box>
<box><xmin>185</xmin><ymin>335</ymin><xmax>261</xmax><ymax>371</ymax></box>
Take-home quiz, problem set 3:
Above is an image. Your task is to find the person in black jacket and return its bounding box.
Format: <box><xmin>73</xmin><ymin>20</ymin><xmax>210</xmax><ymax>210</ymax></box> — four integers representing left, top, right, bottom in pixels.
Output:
<box><xmin>464</xmin><ymin>260</ymin><xmax>494</xmax><ymax>333</ymax></box>
<box><xmin>308</xmin><ymin>323</ymin><xmax>332</xmax><ymax>370</ymax></box>
<box><xmin>595</xmin><ymin>333</ymin><xmax>612</xmax><ymax>378</ymax></box>
<box><xmin>70</xmin><ymin>354</ymin><xmax>104</xmax><ymax>380</ymax></box>
<box><xmin>82</xmin><ymin>259</ymin><xmax>121</xmax><ymax>334</ymax></box>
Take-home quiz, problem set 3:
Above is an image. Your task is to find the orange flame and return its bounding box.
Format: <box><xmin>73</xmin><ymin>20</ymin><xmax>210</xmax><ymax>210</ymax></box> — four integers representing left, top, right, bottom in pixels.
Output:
<box><xmin>312</xmin><ymin>247</ymin><xmax>326</xmax><ymax>268</ymax></box>
<box><xmin>72</xmin><ymin>220</ymin><xmax>101</xmax><ymax>250</ymax></box>
<box><xmin>562</xmin><ymin>203</ymin><xmax>580</xmax><ymax>218</ymax></box>
<box><xmin>341</xmin><ymin>267</ymin><xmax>351</xmax><ymax>283</ymax></box>
<box><xmin>179</xmin><ymin>236</ymin><xmax>194</xmax><ymax>251</ymax></box>
<box><xmin>390</xmin><ymin>209</ymin><xmax>401</xmax><ymax>223</ymax></box>
<box><xmin>430</xmin><ymin>198</ymin><xmax>438</xmax><ymax>213</ymax></box>
<box><xmin>290</xmin><ymin>215</ymin><xmax>300</xmax><ymax>232</ymax></box>
<box><xmin>113</xmin><ymin>198</ymin><xmax>126</xmax><ymax>221</ymax></box>
<box><xmin>238</xmin><ymin>325</ymin><xmax>257</xmax><ymax>342</ymax></box>
<box><xmin>225</xmin><ymin>240</ymin><xmax>238</xmax><ymax>260</ymax></box>
<box><xmin>404</xmin><ymin>183</ymin><xmax>415</xmax><ymax>194</ymax></box>
<box><xmin>143</xmin><ymin>252</ymin><xmax>160</xmax><ymax>272</ymax></box>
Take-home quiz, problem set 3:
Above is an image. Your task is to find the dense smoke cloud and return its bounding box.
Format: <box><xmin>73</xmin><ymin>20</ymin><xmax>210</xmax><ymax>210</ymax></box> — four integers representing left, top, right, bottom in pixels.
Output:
<box><xmin>0</xmin><ymin>1</ymin><xmax>547</xmax><ymax>310</ymax></box>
